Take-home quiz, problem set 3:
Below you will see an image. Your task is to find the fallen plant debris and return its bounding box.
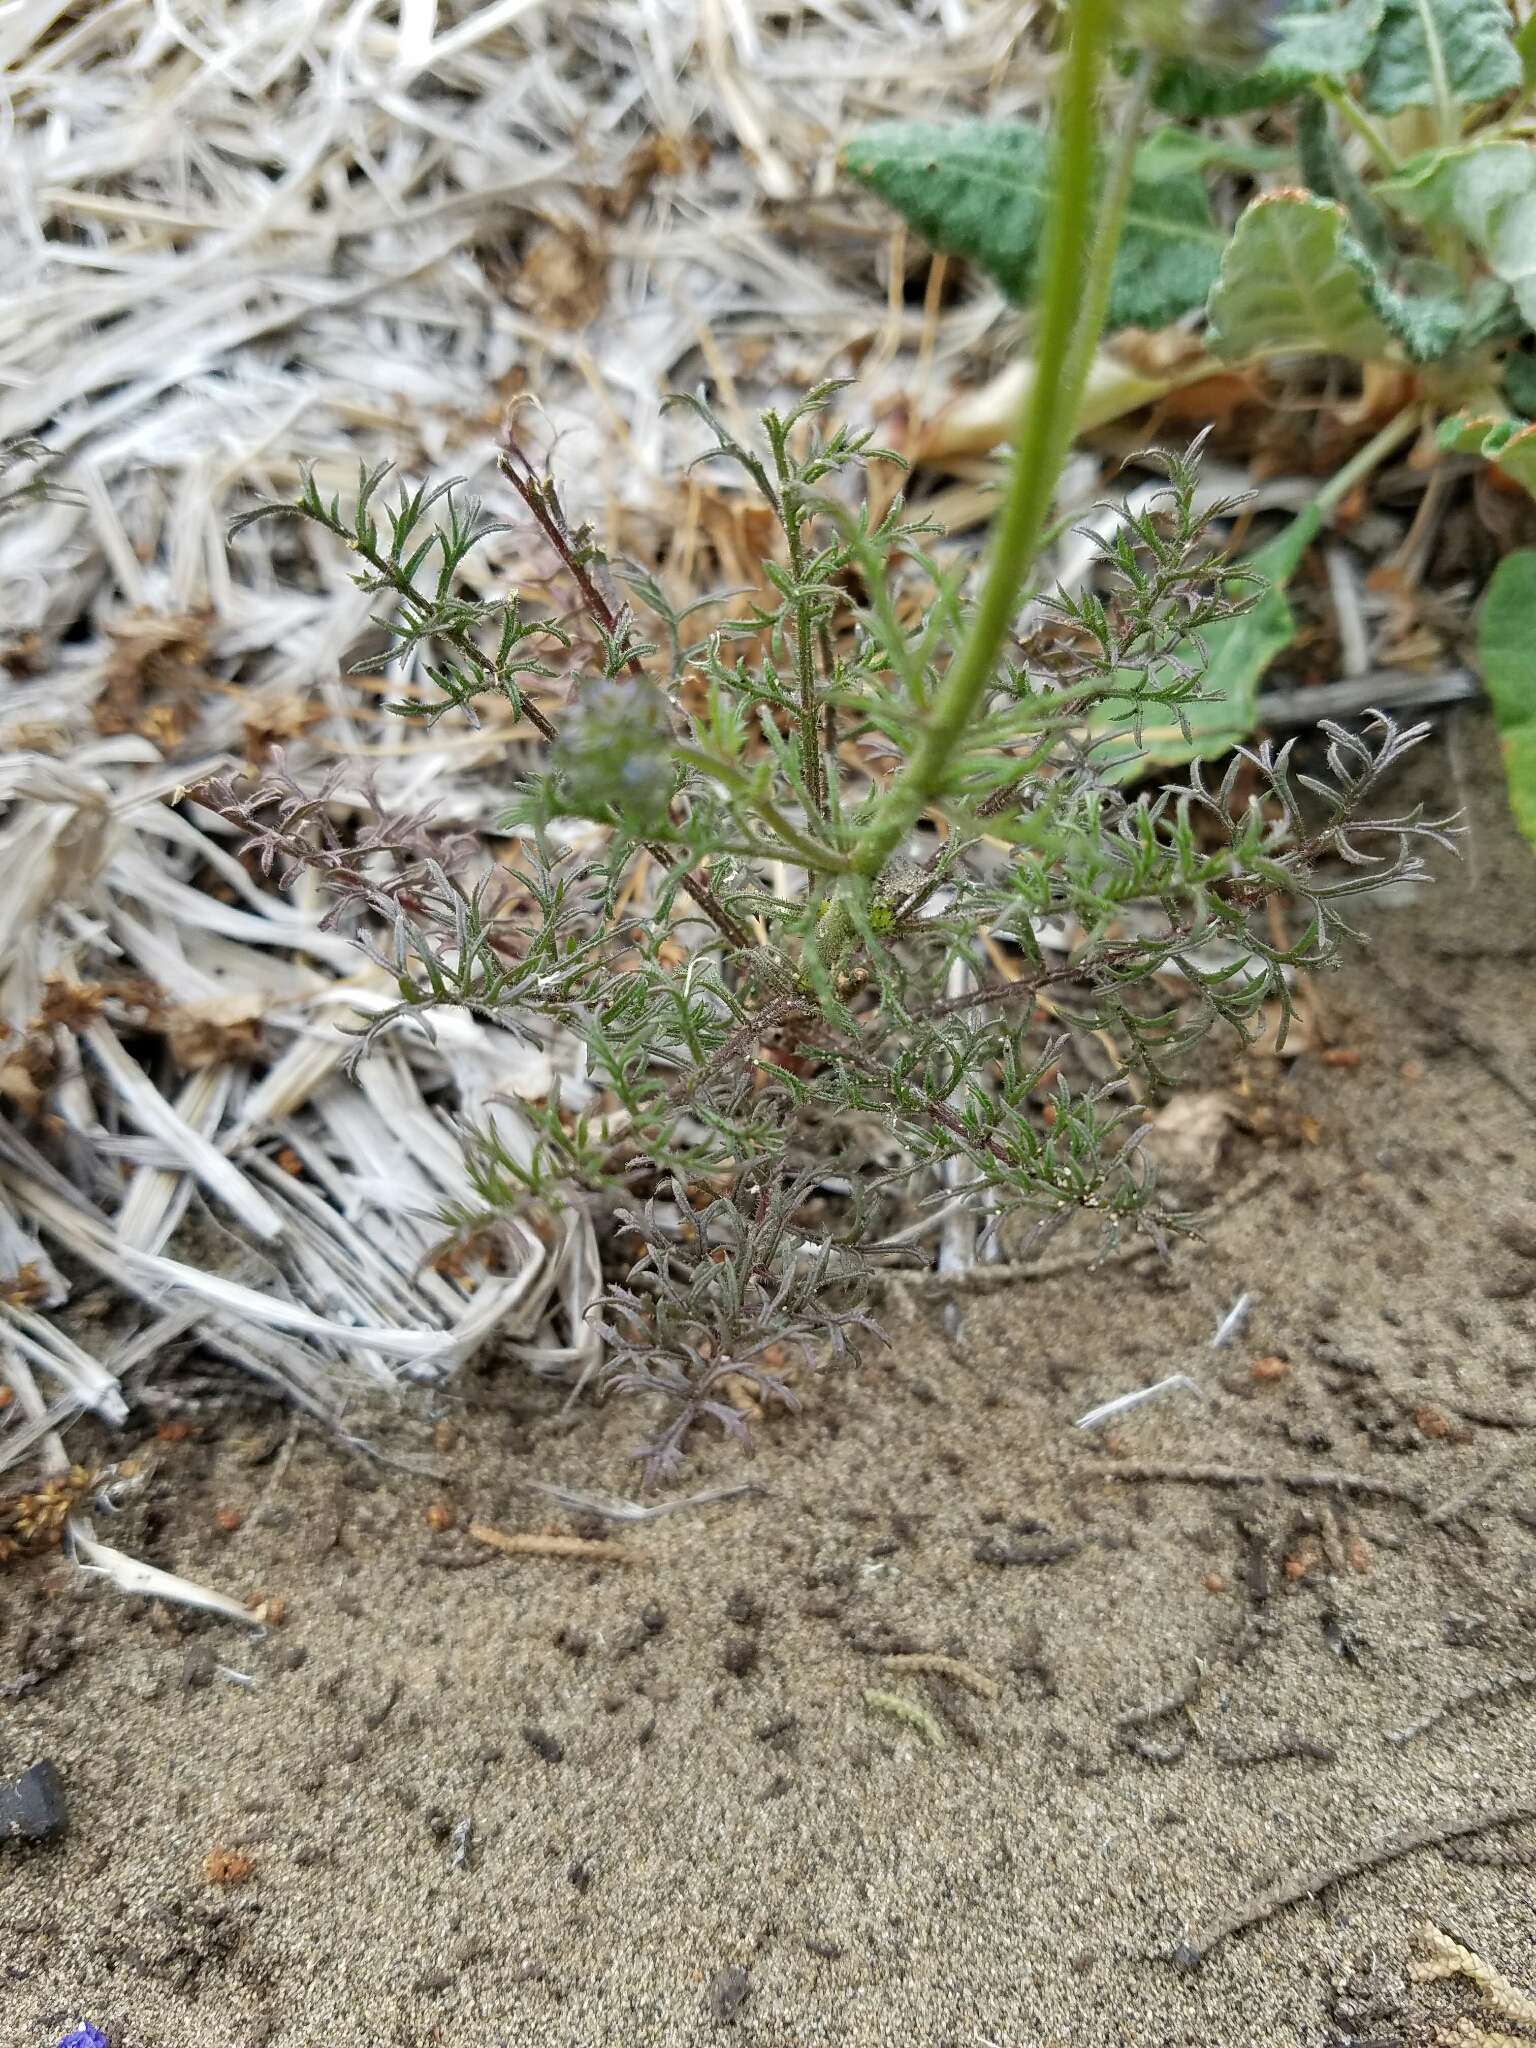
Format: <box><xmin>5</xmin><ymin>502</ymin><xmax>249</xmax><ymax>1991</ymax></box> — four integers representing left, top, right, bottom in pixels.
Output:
<box><xmin>1173</xmin><ymin>1797</ymin><xmax>1536</xmax><ymax>1968</ymax></box>
<box><xmin>467</xmin><ymin>1522</ymin><xmax>639</xmax><ymax>1566</ymax></box>
<box><xmin>877</xmin><ymin>1653</ymin><xmax>1001</xmax><ymax>1701</ymax></box>
<box><xmin>1411</xmin><ymin>1920</ymin><xmax>1536</xmax><ymax>2036</ymax></box>
<box><xmin>862</xmin><ymin>1688</ymin><xmax>947</xmax><ymax>1748</ymax></box>
<box><xmin>1384</xmin><ymin>1667</ymin><xmax>1536</xmax><ymax>1748</ymax></box>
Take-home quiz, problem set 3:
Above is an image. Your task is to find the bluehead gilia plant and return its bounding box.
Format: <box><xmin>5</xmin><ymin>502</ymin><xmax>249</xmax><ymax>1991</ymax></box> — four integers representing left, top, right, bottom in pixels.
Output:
<box><xmin>213</xmin><ymin>0</ymin><xmax>1452</xmax><ymax>1477</ymax></box>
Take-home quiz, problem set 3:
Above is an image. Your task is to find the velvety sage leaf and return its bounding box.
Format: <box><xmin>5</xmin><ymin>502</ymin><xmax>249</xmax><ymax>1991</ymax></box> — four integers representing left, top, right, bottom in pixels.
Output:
<box><xmin>1207</xmin><ymin>192</ymin><xmax>1391</xmax><ymax>360</ymax></box>
<box><xmin>1381</xmin><ymin>143</ymin><xmax>1536</xmax><ymax>327</ymax></box>
<box><xmin>1361</xmin><ymin>0</ymin><xmax>1521</xmax><ymax>114</ymax></box>
<box><xmin>1440</xmin><ymin>413</ymin><xmax>1536</xmax><ymax>499</ymax></box>
<box><xmin>1268</xmin><ymin>0</ymin><xmax>1388</xmax><ymax>78</ymax></box>
<box><xmin>1505</xmin><ymin>350</ymin><xmax>1536</xmax><ymax>415</ymax></box>
<box><xmin>1152</xmin><ymin>58</ymin><xmax>1306</xmax><ymax>116</ymax></box>
<box><xmin>1091</xmin><ymin>509</ymin><xmax>1321</xmax><ymax>778</ymax></box>
<box><xmin>1354</xmin><ymin>270</ymin><xmax>1465</xmax><ymax>361</ymax></box>
<box><xmin>1153</xmin><ymin>0</ymin><xmax>1385</xmax><ymax>115</ymax></box>
<box><xmin>1133</xmin><ymin>127</ymin><xmax>1292</xmax><ymax>180</ymax></box>
<box><xmin>1477</xmin><ymin>548</ymin><xmax>1536</xmax><ymax>846</ymax></box>
<box><xmin>841</xmin><ymin>121</ymin><xmax>1224</xmax><ymax>332</ymax></box>
<box><xmin>1455</xmin><ymin>276</ymin><xmax>1522</xmax><ymax>351</ymax></box>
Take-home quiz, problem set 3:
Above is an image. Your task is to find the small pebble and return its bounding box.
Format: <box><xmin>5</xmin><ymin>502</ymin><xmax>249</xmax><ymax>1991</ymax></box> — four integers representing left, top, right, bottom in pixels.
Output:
<box><xmin>182</xmin><ymin>1644</ymin><xmax>216</xmax><ymax>1690</ymax></box>
<box><xmin>0</xmin><ymin>1760</ymin><xmax>67</xmax><ymax>1845</ymax></box>
<box><xmin>708</xmin><ymin>1963</ymin><xmax>750</xmax><ymax>2023</ymax></box>
<box><xmin>722</xmin><ymin>1637</ymin><xmax>759</xmax><ymax>1679</ymax></box>
<box><xmin>522</xmin><ymin>1726</ymin><xmax>564</xmax><ymax>1764</ymax></box>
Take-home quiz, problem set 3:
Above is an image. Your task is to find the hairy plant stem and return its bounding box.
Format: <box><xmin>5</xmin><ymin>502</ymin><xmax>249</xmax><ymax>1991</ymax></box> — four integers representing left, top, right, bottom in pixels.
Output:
<box><xmin>1313</xmin><ymin>402</ymin><xmax>1424</xmax><ymax>516</ymax></box>
<box><xmin>826</xmin><ymin>0</ymin><xmax>1125</xmax><ymax>950</ymax></box>
<box><xmin>1317</xmin><ymin>80</ymin><xmax>1401</xmax><ymax>175</ymax></box>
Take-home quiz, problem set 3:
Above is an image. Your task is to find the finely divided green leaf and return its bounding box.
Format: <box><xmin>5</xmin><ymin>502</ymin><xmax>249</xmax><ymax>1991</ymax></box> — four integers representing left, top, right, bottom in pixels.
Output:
<box><xmin>1207</xmin><ymin>193</ymin><xmax>1392</xmax><ymax>360</ymax></box>
<box><xmin>1091</xmin><ymin>509</ymin><xmax>1321</xmax><ymax>778</ymax></box>
<box><xmin>1361</xmin><ymin>0</ymin><xmax>1521</xmax><ymax>114</ymax></box>
<box><xmin>1381</xmin><ymin>142</ymin><xmax>1536</xmax><ymax>326</ymax></box>
<box><xmin>841</xmin><ymin>121</ymin><xmax>1224</xmax><ymax>332</ymax></box>
<box><xmin>1477</xmin><ymin>548</ymin><xmax>1536</xmax><ymax>846</ymax></box>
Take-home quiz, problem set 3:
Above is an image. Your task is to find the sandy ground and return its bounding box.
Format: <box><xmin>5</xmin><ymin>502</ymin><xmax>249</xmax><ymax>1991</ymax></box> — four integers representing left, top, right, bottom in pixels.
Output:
<box><xmin>3</xmin><ymin>711</ymin><xmax>1535</xmax><ymax>2048</ymax></box>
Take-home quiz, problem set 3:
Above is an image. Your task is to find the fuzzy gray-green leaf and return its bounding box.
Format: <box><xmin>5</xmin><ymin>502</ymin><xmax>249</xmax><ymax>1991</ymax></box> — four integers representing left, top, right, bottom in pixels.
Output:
<box><xmin>1361</xmin><ymin>0</ymin><xmax>1521</xmax><ymax>114</ymax></box>
<box><xmin>841</xmin><ymin>120</ymin><xmax>1224</xmax><ymax>333</ymax></box>
<box><xmin>1478</xmin><ymin>549</ymin><xmax>1536</xmax><ymax>847</ymax></box>
<box><xmin>1207</xmin><ymin>192</ymin><xmax>1391</xmax><ymax>361</ymax></box>
<box><xmin>1381</xmin><ymin>143</ymin><xmax>1536</xmax><ymax>327</ymax></box>
<box><xmin>1354</xmin><ymin>269</ymin><xmax>1465</xmax><ymax>362</ymax></box>
<box><xmin>1153</xmin><ymin>0</ymin><xmax>1385</xmax><ymax>116</ymax></box>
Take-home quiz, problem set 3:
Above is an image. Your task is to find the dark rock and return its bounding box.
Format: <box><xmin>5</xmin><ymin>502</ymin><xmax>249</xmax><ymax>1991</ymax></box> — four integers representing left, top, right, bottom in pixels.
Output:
<box><xmin>182</xmin><ymin>1645</ymin><xmax>216</xmax><ymax>1690</ymax></box>
<box><xmin>721</xmin><ymin>1637</ymin><xmax>759</xmax><ymax>1679</ymax></box>
<box><xmin>522</xmin><ymin>1726</ymin><xmax>564</xmax><ymax>1764</ymax></box>
<box><xmin>708</xmin><ymin>1963</ymin><xmax>750</xmax><ymax>2023</ymax></box>
<box><xmin>972</xmin><ymin>1537</ymin><xmax>1081</xmax><ymax>1567</ymax></box>
<box><xmin>0</xmin><ymin>1760</ymin><xmax>67</xmax><ymax>1845</ymax></box>
<box><xmin>1496</xmin><ymin>1206</ymin><xmax>1536</xmax><ymax>1261</ymax></box>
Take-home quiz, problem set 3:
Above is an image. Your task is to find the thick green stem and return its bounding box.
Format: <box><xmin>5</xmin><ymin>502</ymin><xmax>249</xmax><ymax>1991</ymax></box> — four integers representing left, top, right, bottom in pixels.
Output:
<box><xmin>1313</xmin><ymin>403</ymin><xmax>1423</xmax><ymax>518</ymax></box>
<box><xmin>846</xmin><ymin>0</ymin><xmax>1123</xmax><ymax>892</ymax></box>
<box><xmin>1316</xmin><ymin>81</ymin><xmax>1401</xmax><ymax>175</ymax></box>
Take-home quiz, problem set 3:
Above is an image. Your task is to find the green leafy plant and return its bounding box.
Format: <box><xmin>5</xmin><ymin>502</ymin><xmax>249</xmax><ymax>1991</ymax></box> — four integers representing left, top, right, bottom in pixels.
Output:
<box><xmin>846</xmin><ymin>0</ymin><xmax>1535</xmax><ymax>819</ymax></box>
<box><xmin>1478</xmin><ymin>547</ymin><xmax>1536</xmax><ymax>844</ymax></box>
<box><xmin>847</xmin><ymin>0</ymin><xmax>1536</xmax><ymax>475</ymax></box>
<box><xmin>216</xmin><ymin>0</ymin><xmax>1450</xmax><ymax>1475</ymax></box>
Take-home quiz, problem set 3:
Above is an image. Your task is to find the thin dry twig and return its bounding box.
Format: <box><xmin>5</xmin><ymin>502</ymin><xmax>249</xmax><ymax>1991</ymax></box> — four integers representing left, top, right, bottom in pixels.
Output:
<box><xmin>888</xmin><ymin>1163</ymin><xmax>1282</xmax><ymax>1299</ymax></box>
<box><xmin>1099</xmin><ymin>1462</ymin><xmax>1424</xmax><ymax>1507</ymax></box>
<box><xmin>1173</xmin><ymin>1798</ymin><xmax>1536</xmax><ymax>1968</ymax></box>
<box><xmin>1211</xmin><ymin>1732</ymin><xmax>1338</xmax><ymax>1767</ymax></box>
<box><xmin>1385</xmin><ymin>1669</ymin><xmax>1536</xmax><ymax>1748</ymax></box>
<box><xmin>1429</xmin><ymin>1447</ymin><xmax>1533</xmax><ymax>1527</ymax></box>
